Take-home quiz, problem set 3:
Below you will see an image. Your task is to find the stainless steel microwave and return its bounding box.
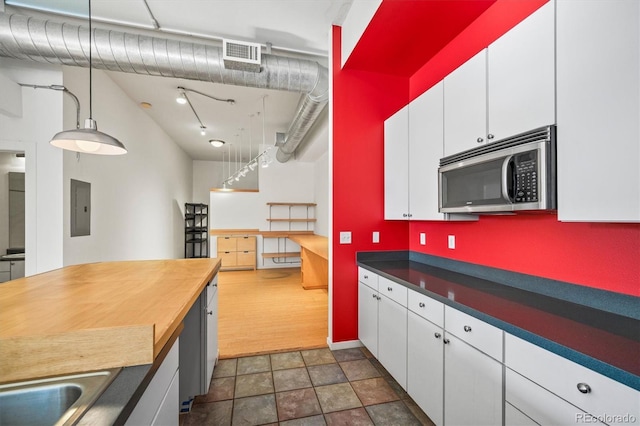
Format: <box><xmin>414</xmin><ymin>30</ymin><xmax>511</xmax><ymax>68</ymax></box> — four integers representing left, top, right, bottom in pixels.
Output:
<box><xmin>438</xmin><ymin>125</ymin><xmax>556</xmax><ymax>214</ymax></box>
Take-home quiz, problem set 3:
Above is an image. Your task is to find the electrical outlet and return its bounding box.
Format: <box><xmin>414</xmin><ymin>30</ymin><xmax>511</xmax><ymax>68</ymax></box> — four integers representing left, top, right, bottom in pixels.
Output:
<box><xmin>340</xmin><ymin>231</ymin><xmax>352</xmax><ymax>244</ymax></box>
<box><xmin>372</xmin><ymin>231</ymin><xmax>380</xmax><ymax>243</ymax></box>
<box><xmin>420</xmin><ymin>233</ymin><xmax>426</xmax><ymax>245</ymax></box>
<box><xmin>448</xmin><ymin>235</ymin><xmax>456</xmax><ymax>249</ymax></box>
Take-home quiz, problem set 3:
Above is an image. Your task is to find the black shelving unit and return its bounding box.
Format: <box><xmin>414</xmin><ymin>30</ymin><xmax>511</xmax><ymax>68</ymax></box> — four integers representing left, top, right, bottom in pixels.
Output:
<box><xmin>185</xmin><ymin>203</ymin><xmax>209</xmax><ymax>258</ymax></box>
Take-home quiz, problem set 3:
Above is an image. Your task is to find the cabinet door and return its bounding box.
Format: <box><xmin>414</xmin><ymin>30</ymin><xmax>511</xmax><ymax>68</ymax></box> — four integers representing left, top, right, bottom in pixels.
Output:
<box><xmin>444</xmin><ymin>334</ymin><xmax>503</xmax><ymax>425</ymax></box>
<box><xmin>151</xmin><ymin>369</ymin><xmax>179</xmax><ymax>426</ymax></box>
<box><xmin>407</xmin><ymin>311</ymin><xmax>444</xmax><ymax>425</ymax></box>
<box><xmin>378</xmin><ymin>294</ymin><xmax>407</xmax><ymax>389</ymax></box>
<box><xmin>556</xmin><ymin>0</ymin><xmax>640</xmax><ymax>222</ymax></box>
<box><xmin>217</xmin><ymin>236</ymin><xmax>237</xmax><ymax>251</ymax></box>
<box><xmin>358</xmin><ymin>281</ymin><xmax>379</xmax><ymax>357</ymax></box>
<box><xmin>237</xmin><ymin>236</ymin><xmax>255</xmax><ymax>251</ymax></box>
<box><xmin>409</xmin><ymin>81</ymin><xmax>443</xmax><ymax>221</ymax></box>
<box><xmin>505</xmin><ymin>402</ymin><xmax>538</xmax><ymax>426</ymax></box>
<box><xmin>444</xmin><ymin>50</ymin><xmax>487</xmax><ymax>156</ymax></box>
<box><xmin>505</xmin><ymin>368</ymin><xmax>603</xmax><ymax>426</ymax></box>
<box><xmin>205</xmin><ymin>282</ymin><xmax>218</xmax><ymax>393</ymax></box>
<box><xmin>384</xmin><ymin>105</ymin><xmax>410</xmax><ymax>220</ymax></box>
<box><xmin>488</xmin><ymin>1</ymin><xmax>555</xmax><ymax>141</ymax></box>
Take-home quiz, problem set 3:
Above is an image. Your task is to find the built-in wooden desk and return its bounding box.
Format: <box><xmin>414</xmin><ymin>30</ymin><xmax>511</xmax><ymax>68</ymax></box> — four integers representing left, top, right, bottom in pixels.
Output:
<box><xmin>288</xmin><ymin>234</ymin><xmax>328</xmax><ymax>290</ymax></box>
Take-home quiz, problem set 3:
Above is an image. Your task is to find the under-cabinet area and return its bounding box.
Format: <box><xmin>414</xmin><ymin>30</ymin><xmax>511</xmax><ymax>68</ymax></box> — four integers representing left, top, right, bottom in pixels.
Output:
<box><xmin>356</xmin><ymin>258</ymin><xmax>640</xmax><ymax>426</ymax></box>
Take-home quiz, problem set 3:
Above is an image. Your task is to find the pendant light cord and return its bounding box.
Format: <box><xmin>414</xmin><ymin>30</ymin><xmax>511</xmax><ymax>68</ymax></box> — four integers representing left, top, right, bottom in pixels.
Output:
<box><xmin>88</xmin><ymin>0</ymin><xmax>93</xmax><ymax>120</ymax></box>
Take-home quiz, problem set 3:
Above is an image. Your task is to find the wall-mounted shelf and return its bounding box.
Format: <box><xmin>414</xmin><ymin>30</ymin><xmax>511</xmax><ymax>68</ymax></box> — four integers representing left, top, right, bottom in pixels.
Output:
<box><xmin>262</xmin><ymin>203</ymin><xmax>316</xmax><ymax>265</ymax></box>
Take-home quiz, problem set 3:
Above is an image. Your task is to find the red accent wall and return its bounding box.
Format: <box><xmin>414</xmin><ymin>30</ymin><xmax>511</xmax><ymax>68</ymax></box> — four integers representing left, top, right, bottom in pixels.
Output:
<box><xmin>331</xmin><ymin>0</ymin><xmax>640</xmax><ymax>343</ymax></box>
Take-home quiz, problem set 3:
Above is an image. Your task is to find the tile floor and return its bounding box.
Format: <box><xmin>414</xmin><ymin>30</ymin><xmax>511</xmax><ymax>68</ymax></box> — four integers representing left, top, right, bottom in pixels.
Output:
<box><xmin>179</xmin><ymin>347</ymin><xmax>436</xmax><ymax>426</ymax></box>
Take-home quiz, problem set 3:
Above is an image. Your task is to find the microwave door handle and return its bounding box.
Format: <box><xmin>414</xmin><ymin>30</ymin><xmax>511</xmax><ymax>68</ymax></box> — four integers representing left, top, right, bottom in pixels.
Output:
<box><xmin>502</xmin><ymin>156</ymin><xmax>515</xmax><ymax>203</ymax></box>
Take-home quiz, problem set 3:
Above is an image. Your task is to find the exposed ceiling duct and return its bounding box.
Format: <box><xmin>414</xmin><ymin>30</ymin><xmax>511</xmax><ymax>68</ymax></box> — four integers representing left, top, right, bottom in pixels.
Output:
<box><xmin>0</xmin><ymin>11</ymin><xmax>328</xmax><ymax>162</ymax></box>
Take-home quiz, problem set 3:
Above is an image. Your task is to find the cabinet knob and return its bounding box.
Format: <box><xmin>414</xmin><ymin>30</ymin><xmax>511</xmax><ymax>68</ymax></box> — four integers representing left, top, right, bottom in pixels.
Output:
<box><xmin>377</xmin><ymin>295</ymin><xmax>381</xmax><ymax>301</ymax></box>
<box><xmin>487</xmin><ymin>133</ymin><xmax>495</xmax><ymax>140</ymax></box>
<box><xmin>434</xmin><ymin>332</ymin><xmax>442</xmax><ymax>339</ymax></box>
<box><xmin>419</xmin><ymin>302</ymin><xmax>425</xmax><ymax>308</ymax></box>
<box><xmin>403</xmin><ymin>213</ymin><xmax>408</xmax><ymax>218</ymax></box>
<box><xmin>387</xmin><ymin>287</ymin><xmax>393</xmax><ymax>292</ymax></box>
<box><xmin>463</xmin><ymin>325</ymin><xmax>472</xmax><ymax>332</ymax></box>
<box><xmin>477</xmin><ymin>137</ymin><xmax>484</xmax><ymax>143</ymax></box>
<box><xmin>364</xmin><ymin>275</ymin><xmax>368</xmax><ymax>279</ymax></box>
<box><xmin>207</xmin><ymin>310</ymin><xmax>213</xmax><ymax>315</ymax></box>
<box><xmin>372</xmin><ymin>294</ymin><xmax>377</xmax><ymax>299</ymax></box>
<box><xmin>408</xmin><ymin>213</ymin><xmax>413</xmax><ymax>218</ymax></box>
<box><xmin>577</xmin><ymin>383</ymin><xmax>591</xmax><ymax>394</ymax></box>
<box><xmin>443</xmin><ymin>338</ymin><xmax>450</xmax><ymax>344</ymax></box>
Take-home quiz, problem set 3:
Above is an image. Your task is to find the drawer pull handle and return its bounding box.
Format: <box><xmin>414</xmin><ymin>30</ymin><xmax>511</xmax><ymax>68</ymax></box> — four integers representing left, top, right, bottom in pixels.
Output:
<box><xmin>364</xmin><ymin>275</ymin><xmax>368</xmax><ymax>279</ymax></box>
<box><xmin>577</xmin><ymin>383</ymin><xmax>591</xmax><ymax>394</ymax></box>
<box><xmin>463</xmin><ymin>325</ymin><xmax>472</xmax><ymax>332</ymax></box>
<box><xmin>387</xmin><ymin>287</ymin><xmax>393</xmax><ymax>292</ymax></box>
<box><xmin>434</xmin><ymin>332</ymin><xmax>441</xmax><ymax>339</ymax></box>
<box><xmin>443</xmin><ymin>338</ymin><xmax>450</xmax><ymax>344</ymax></box>
<box><xmin>372</xmin><ymin>294</ymin><xmax>377</xmax><ymax>299</ymax></box>
<box><xmin>419</xmin><ymin>302</ymin><xmax>425</xmax><ymax>308</ymax></box>
<box><xmin>207</xmin><ymin>310</ymin><xmax>213</xmax><ymax>315</ymax></box>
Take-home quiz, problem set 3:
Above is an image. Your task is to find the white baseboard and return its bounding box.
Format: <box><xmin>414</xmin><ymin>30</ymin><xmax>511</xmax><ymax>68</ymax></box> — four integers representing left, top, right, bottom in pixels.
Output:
<box><xmin>326</xmin><ymin>338</ymin><xmax>362</xmax><ymax>351</ymax></box>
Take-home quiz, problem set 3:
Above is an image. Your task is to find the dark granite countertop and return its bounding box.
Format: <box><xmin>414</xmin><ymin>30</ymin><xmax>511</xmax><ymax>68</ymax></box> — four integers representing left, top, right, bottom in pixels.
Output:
<box><xmin>357</xmin><ymin>251</ymin><xmax>640</xmax><ymax>391</ymax></box>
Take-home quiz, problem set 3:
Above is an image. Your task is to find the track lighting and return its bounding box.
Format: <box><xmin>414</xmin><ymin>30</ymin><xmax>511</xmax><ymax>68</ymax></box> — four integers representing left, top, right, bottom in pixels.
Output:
<box><xmin>176</xmin><ymin>90</ymin><xmax>187</xmax><ymax>105</ymax></box>
<box><xmin>200</xmin><ymin>127</ymin><xmax>206</xmax><ymax>136</ymax></box>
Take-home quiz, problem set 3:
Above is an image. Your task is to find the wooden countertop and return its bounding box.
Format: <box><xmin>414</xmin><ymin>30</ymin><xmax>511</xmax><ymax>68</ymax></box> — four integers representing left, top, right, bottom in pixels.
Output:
<box><xmin>289</xmin><ymin>234</ymin><xmax>328</xmax><ymax>260</ymax></box>
<box><xmin>0</xmin><ymin>258</ymin><xmax>220</xmax><ymax>383</ymax></box>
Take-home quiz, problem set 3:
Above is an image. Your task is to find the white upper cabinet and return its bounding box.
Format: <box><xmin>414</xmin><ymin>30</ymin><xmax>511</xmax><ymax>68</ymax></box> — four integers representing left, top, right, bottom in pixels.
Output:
<box><xmin>488</xmin><ymin>0</ymin><xmax>555</xmax><ymax>141</ymax></box>
<box><xmin>444</xmin><ymin>1</ymin><xmax>556</xmax><ymax>157</ymax></box>
<box><xmin>444</xmin><ymin>50</ymin><xmax>488</xmax><ymax>156</ymax></box>
<box><xmin>384</xmin><ymin>105</ymin><xmax>410</xmax><ymax>220</ymax></box>
<box><xmin>410</xmin><ymin>82</ymin><xmax>477</xmax><ymax>221</ymax></box>
<box><xmin>385</xmin><ymin>82</ymin><xmax>477</xmax><ymax>221</ymax></box>
<box><xmin>556</xmin><ymin>0</ymin><xmax>640</xmax><ymax>222</ymax></box>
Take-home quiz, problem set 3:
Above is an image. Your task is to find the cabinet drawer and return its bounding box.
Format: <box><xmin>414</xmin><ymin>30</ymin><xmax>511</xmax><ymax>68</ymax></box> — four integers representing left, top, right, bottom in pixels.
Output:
<box><xmin>0</xmin><ymin>262</ymin><xmax>10</xmax><ymax>273</ymax></box>
<box><xmin>236</xmin><ymin>251</ymin><xmax>255</xmax><ymax>267</ymax></box>
<box><xmin>379</xmin><ymin>276</ymin><xmax>407</xmax><ymax>307</ymax></box>
<box><xmin>358</xmin><ymin>267</ymin><xmax>378</xmax><ymax>290</ymax></box>
<box><xmin>505</xmin><ymin>334</ymin><xmax>639</xmax><ymax>425</ymax></box>
<box><xmin>237</xmin><ymin>236</ymin><xmax>256</xmax><ymax>251</ymax></box>
<box><xmin>217</xmin><ymin>237</ymin><xmax>236</xmax><ymax>251</ymax></box>
<box><xmin>218</xmin><ymin>251</ymin><xmax>237</xmax><ymax>267</ymax></box>
<box><xmin>445</xmin><ymin>307</ymin><xmax>502</xmax><ymax>361</ymax></box>
<box><xmin>408</xmin><ymin>290</ymin><xmax>443</xmax><ymax>327</ymax></box>
<box><xmin>506</xmin><ymin>368</ymin><xmax>600</xmax><ymax>425</ymax></box>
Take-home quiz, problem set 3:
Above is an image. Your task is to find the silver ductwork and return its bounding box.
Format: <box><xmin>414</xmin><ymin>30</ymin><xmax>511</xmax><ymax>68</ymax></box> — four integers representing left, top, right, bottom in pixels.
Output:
<box><xmin>0</xmin><ymin>11</ymin><xmax>328</xmax><ymax>162</ymax></box>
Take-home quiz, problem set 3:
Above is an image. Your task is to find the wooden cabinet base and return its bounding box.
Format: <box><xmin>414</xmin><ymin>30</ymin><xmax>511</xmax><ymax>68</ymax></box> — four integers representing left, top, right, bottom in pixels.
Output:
<box><xmin>301</xmin><ymin>247</ymin><xmax>328</xmax><ymax>290</ymax></box>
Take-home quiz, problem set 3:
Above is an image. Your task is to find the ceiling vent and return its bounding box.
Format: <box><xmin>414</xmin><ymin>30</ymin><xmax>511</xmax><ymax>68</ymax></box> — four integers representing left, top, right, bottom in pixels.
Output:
<box><xmin>222</xmin><ymin>39</ymin><xmax>261</xmax><ymax>72</ymax></box>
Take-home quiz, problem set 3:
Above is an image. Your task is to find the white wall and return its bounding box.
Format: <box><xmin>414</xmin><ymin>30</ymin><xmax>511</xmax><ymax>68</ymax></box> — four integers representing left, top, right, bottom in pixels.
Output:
<box><xmin>313</xmin><ymin>151</ymin><xmax>329</xmax><ymax>237</ymax></box>
<box><xmin>62</xmin><ymin>66</ymin><xmax>193</xmax><ymax>264</ymax></box>
<box><xmin>193</xmin><ymin>159</ymin><xmax>258</xmax><ymax>204</ymax></box>
<box><xmin>0</xmin><ymin>152</ymin><xmax>26</xmax><ymax>255</ymax></box>
<box><xmin>0</xmin><ymin>59</ymin><xmax>64</xmax><ymax>276</ymax></box>
<box><xmin>209</xmin><ymin>156</ymin><xmax>318</xmax><ymax>268</ymax></box>
<box><xmin>341</xmin><ymin>0</ymin><xmax>383</xmax><ymax>67</ymax></box>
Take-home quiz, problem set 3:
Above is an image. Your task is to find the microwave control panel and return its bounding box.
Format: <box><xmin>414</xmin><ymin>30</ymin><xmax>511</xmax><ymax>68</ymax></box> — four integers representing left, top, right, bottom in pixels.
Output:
<box><xmin>514</xmin><ymin>152</ymin><xmax>538</xmax><ymax>203</ymax></box>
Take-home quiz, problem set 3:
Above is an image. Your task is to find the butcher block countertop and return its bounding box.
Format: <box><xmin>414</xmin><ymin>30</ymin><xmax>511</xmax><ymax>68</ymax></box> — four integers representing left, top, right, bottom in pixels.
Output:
<box><xmin>0</xmin><ymin>258</ymin><xmax>220</xmax><ymax>384</ymax></box>
<box><xmin>288</xmin><ymin>234</ymin><xmax>328</xmax><ymax>260</ymax></box>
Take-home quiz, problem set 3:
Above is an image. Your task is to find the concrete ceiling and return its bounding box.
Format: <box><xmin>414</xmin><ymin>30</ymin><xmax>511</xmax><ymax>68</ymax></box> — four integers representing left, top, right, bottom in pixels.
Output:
<box><xmin>4</xmin><ymin>0</ymin><xmax>352</xmax><ymax>162</ymax></box>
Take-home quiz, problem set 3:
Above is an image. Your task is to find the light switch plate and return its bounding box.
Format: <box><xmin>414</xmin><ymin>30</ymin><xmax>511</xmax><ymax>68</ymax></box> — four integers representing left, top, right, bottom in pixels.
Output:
<box><xmin>340</xmin><ymin>231</ymin><xmax>352</xmax><ymax>244</ymax></box>
<box><xmin>448</xmin><ymin>235</ymin><xmax>456</xmax><ymax>249</ymax></box>
<box><xmin>372</xmin><ymin>231</ymin><xmax>380</xmax><ymax>243</ymax></box>
<box><xmin>420</xmin><ymin>233</ymin><xmax>426</xmax><ymax>245</ymax></box>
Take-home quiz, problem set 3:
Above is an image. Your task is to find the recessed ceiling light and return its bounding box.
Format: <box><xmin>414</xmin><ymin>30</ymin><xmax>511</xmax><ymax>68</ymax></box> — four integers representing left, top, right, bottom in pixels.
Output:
<box><xmin>140</xmin><ymin>102</ymin><xmax>152</xmax><ymax>109</ymax></box>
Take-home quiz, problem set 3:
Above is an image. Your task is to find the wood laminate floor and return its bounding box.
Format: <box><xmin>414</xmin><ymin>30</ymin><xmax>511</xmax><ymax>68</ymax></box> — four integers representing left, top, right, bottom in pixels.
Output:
<box><xmin>218</xmin><ymin>268</ymin><xmax>328</xmax><ymax>358</ymax></box>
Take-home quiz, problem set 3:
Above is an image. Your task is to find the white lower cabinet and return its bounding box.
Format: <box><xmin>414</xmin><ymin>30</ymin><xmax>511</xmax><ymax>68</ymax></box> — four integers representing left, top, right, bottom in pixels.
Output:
<box><xmin>505</xmin><ymin>333</ymin><xmax>639</xmax><ymax>426</ymax></box>
<box><xmin>505</xmin><ymin>402</ymin><xmax>538</xmax><ymax>426</ymax></box>
<box><xmin>126</xmin><ymin>337</ymin><xmax>180</xmax><ymax>426</ymax></box>
<box><xmin>357</xmin><ymin>269</ymin><xmax>408</xmax><ymax>389</ymax></box>
<box><xmin>377</xmin><ymin>282</ymin><xmax>407</xmax><ymax>389</ymax></box>
<box><xmin>407</xmin><ymin>310</ymin><xmax>444</xmax><ymax>425</ymax></box>
<box><xmin>444</xmin><ymin>333</ymin><xmax>503</xmax><ymax>425</ymax></box>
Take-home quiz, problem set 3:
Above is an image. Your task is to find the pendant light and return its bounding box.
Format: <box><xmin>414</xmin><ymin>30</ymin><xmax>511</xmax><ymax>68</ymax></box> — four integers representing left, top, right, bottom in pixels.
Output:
<box><xmin>49</xmin><ymin>0</ymin><xmax>127</xmax><ymax>155</ymax></box>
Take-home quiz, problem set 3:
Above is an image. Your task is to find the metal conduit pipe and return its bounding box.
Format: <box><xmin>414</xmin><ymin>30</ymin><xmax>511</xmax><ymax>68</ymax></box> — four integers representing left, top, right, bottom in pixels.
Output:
<box><xmin>0</xmin><ymin>11</ymin><xmax>328</xmax><ymax>162</ymax></box>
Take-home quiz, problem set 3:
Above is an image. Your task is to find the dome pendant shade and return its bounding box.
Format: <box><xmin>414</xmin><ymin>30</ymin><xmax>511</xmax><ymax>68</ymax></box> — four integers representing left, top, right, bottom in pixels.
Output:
<box><xmin>50</xmin><ymin>118</ymin><xmax>127</xmax><ymax>155</ymax></box>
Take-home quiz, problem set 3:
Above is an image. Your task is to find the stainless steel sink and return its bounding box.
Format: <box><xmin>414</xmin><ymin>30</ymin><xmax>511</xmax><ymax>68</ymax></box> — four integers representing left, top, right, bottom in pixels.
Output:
<box><xmin>0</xmin><ymin>368</ymin><xmax>120</xmax><ymax>426</ymax></box>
